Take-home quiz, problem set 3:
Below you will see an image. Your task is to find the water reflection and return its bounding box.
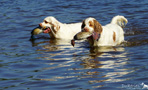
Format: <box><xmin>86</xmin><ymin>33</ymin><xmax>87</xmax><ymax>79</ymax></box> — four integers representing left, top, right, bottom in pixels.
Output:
<box><xmin>28</xmin><ymin>26</ymin><xmax>148</xmax><ymax>89</ymax></box>
<box><xmin>31</xmin><ymin>38</ymin><xmax>134</xmax><ymax>88</ymax></box>
<box><xmin>79</xmin><ymin>46</ymin><xmax>132</xmax><ymax>84</ymax></box>
<box><xmin>30</xmin><ymin>37</ymin><xmax>71</xmax><ymax>46</ymax></box>
<box><xmin>29</xmin><ymin>26</ymin><xmax>148</xmax><ymax>88</ymax></box>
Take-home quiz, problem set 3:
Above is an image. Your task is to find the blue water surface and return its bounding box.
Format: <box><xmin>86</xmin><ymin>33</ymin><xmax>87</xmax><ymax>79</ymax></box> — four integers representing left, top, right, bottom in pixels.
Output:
<box><xmin>0</xmin><ymin>0</ymin><xmax>148</xmax><ymax>90</ymax></box>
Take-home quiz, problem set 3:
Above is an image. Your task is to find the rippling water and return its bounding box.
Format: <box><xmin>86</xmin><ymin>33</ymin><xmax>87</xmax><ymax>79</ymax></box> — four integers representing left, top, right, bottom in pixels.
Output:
<box><xmin>0</xmin><ymin>0</ymin><xmax>148</xmax><ymax>90</ymax></box>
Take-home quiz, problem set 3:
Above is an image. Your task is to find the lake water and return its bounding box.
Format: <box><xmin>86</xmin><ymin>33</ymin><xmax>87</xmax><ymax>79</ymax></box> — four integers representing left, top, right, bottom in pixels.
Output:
<box><xmin>0</xmin><ymin>0</ymin><xmax>148</xmax><ymax>90</ymax></box>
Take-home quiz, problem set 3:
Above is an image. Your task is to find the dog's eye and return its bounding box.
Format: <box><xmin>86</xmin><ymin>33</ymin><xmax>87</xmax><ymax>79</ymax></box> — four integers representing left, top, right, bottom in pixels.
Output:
<box><xmin>89</xmin><ymin>21</ymin><xmax>93</xmax><ymax>27</ymax></box>
<box><xmin>90</xmin><ymin>23</ymin><xmax>93</xmax><ymax>26</ymax></box>
<box><xmin>44</xmin><ymin>20</ymin><xmax>48</xmax><ymax>24</ymax></box>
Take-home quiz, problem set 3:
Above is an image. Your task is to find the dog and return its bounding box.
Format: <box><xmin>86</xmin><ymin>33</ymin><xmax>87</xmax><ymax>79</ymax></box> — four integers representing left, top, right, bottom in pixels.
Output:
<box><xmin>72</xmin><ymin>15</ymin><xmax>128</xmax><ymax>47</ymax></box>
<box><xmin>31</xmin><ymin>16</ymin><xmax>82</xmax><ymax>40</ymax></box>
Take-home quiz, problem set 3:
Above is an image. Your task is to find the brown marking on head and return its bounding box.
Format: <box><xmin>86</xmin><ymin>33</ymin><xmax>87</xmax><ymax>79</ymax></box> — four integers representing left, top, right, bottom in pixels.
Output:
<box><xmin>81</xmin><ymin>18</ymin><xmax>102</xmax><ymax>33</ymax></box>
<box><xmin>113</xmin><ymin>31</ymin><xmax>116</xmax><ymax>42</ymax></box>
<box><xmin>48</xmin><ymin>22</ymin><xmax>60</xmax><ymax>34</ymax></box>
<box><xmin>93</xmin><ymin>19</ymin><xmax>102</xmax><ymax>34</ymax></box>
<box><xmin>53</xmin><ymin>22</ymin><xmax>60</xmax><ymax>32</ymax></box>
<box><xmin>89</xmin><ymin>20</ymin><xmax>94</xmax><ymax>28</ymax></box>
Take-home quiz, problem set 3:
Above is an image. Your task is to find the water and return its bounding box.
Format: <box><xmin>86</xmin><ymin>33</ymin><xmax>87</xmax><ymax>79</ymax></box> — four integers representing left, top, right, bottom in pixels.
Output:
<box><xmin>0</xmin><ymin>0</ymin><xmax>148</xmax><ymax>90</ymax></box>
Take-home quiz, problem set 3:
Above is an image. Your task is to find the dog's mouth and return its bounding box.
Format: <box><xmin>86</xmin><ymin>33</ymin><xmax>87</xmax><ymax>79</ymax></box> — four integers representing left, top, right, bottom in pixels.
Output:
<box><xmin>40</xmin><ymin>26</ymin><xmax>51</xmax><ymax>33</ymax></box>
<box><xmin>43</xmin><ymin>27</ymin><xmax>51</xmax><ymax>33</ymax></box>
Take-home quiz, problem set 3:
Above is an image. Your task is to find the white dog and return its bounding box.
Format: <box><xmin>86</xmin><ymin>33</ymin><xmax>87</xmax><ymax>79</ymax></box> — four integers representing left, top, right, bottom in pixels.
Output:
<box><xmin>72</xmin><ymin>15</ymin><xmax>128</xmax><ymax>47</ymax></box>
<box><xmin>31</xmin><ymin>16</ymin><xmax>82</xmax><ymax>40</ymax></box>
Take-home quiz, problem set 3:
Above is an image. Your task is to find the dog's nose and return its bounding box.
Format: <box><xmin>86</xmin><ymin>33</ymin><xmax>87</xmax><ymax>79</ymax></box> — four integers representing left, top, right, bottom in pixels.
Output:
<box><xmin>39</xmin><ymin>23</ymin><xmax>42</xmax><ymax>27</ymax></box>
<box><xmin>83</xmin><ymin>27</ymin><xmax>89</xmax><ymax>32</ymax></box>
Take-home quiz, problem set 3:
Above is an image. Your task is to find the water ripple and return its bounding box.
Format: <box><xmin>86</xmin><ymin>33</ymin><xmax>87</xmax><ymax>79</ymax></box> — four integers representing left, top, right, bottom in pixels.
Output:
<box><xmin>0</xmin><ymin>0</ymin><xmax>148</xmax><ymax>90</ymax></box>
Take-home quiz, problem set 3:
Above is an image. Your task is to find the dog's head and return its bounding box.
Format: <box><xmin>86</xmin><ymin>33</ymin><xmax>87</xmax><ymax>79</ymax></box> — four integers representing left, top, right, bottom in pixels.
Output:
<box><xmin>81</xmin><ymin>17</ymin><xmax>102</xmax><ymax>34</ymax></box>
<box><xmin>71</xmin><ymin>17</ymin><xmax>102</xmax><ymax>47</ymax></box>
<box><xmin>39</xmin><ymin>16</ymin><xmax>60</xmax><ymax>35</ymax></box>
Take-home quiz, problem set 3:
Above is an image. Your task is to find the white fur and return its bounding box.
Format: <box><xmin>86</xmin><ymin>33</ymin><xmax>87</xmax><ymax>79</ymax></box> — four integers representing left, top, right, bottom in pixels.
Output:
<box><xmin>40</xmin><ymin>16</ymin><xmax>82</xmax><ymax>39</ymax></box>
<box><xmin>82</xmin><ymin>18</ymin><xmax>94</xmax><ymax>32</ymax></box>
<box><xmin>98</xmin><ymin>24</ymin><xmax>124</xmax><ymax>46</ymax></box>
<box><xmin>84</xmin><ymin>15</ymin><xmax>128</xmax><ymax>46</ymax></box>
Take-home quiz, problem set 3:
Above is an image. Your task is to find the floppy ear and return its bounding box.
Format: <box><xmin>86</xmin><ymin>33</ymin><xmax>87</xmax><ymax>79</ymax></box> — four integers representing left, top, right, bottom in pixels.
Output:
<box><xmin>93</xmin><ymin>19</ymin><xmax>102</xmax><ymax>34</ymax></box>
<box><xmin>53</xmin><ymin>22</ymin><xmax>60</xmax><ymax>31</ymax></box>
<box><xmin>50</xmin><ymin>22</ymin><xmax>60</xmax><ymax>32</ymax></box>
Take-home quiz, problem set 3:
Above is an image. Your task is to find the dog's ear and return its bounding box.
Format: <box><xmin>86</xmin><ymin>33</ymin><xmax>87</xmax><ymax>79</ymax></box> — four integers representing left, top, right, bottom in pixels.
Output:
<box><xmin>93</xmin><ymin>19</ymin><xmax>102</xmax><ymax>34</ymax></box>
<box><xmin>53</xmin><ymin>22</ymin><xmax>60</xmax><ymax>31</ymax></box>
<box><xmin>47</xmin><ymin>17</ymin><xmax>60</xmax><ymax>32</ymax></box>
<box><xmin>49</xmin><ymin>22</ymin><xmax>60</xmax><ymax>33</ymax></box>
